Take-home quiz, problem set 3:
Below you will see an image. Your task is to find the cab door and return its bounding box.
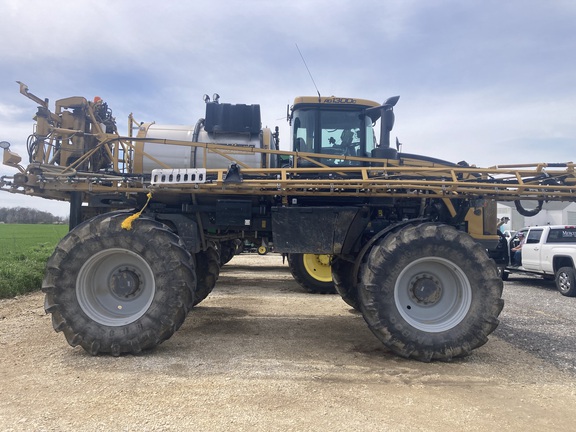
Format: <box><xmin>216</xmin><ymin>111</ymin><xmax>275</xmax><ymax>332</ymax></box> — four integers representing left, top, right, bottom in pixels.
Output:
<box><xmin>521</xmin><ymin>228</ymin><xmax>544</xmax><ymax>270</ymax></box>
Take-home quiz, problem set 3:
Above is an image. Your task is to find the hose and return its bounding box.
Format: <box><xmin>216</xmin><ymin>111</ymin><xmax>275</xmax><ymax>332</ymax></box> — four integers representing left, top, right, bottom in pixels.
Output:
<box><xmin>192</xmin><ymin>118</ymin><xmax>205</xmax><ymax>167</ymax></box>
<box><xmin>514</xmin><ymin>199</ymin><xmax>544</xmax><ymax>217</ymax></box>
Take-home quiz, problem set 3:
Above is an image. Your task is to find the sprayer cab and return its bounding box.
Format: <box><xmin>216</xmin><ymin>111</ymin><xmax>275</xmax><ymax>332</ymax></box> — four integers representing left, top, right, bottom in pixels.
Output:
<box><xmin>289</xmin><ymin>95</ymin><xmax>400</xmax><ymax>166</ymax></box>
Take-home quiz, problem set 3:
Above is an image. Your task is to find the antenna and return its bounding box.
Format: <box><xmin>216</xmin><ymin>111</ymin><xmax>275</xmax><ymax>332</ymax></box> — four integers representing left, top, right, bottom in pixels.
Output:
<box><xmin>295</xmin><ymin>44</ymin><xmax>321</xmax><ymax>100</ymax></box>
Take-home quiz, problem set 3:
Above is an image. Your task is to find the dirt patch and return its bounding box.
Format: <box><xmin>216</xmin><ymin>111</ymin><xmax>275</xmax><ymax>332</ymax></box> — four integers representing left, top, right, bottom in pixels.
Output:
<box><xmin>1</xmin><ymin>254</ymin><xmax>575</xmax><ymax>431</ymax></box>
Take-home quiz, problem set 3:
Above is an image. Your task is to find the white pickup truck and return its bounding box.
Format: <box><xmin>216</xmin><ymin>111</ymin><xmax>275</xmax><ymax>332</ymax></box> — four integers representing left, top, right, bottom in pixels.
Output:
<box><xmin>502</xmin><ymin>225</ymin><xmax>576</xmax><ymax>297</ymax></box>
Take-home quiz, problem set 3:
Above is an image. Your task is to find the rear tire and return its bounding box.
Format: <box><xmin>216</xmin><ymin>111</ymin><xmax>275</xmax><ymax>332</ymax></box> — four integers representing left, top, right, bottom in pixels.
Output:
<box><xmin>359</xmin><ymin>223</ymin><xmax>503</xmax><ymax>361</ymax></box>
<box><xmin>193</xmin><ymin>242</ymin><xmax>220</xmax><ymax>306</ymax></box>
<box><xmin>332</xmin><ymin>257</ymin><xmax>360</xmax><ymax>310</ymax></box>
<box><xmin>219</xmin><ymin>240</ymin><xmax>237</xmax><ymax>266</ymax></box>
<box><xmin>288</xmin><ymin>253</ymin><xmax>336</xmax><ymax>294</ymax></box>
<box><xmin>43</xmin><ymin>213</ymin><xmax>194</xmax><ymax>356</ymax></box>
<box><xmin>555</xmin><ymin>267</ymin><xmax>576</xmax><ymax>297</ymax></box>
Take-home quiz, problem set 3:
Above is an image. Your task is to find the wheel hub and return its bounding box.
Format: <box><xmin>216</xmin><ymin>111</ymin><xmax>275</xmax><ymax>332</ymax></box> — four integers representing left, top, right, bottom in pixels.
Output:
<box><xmin>558</xmin><ymin>273</ymin><xmax>570</xmax><ymax>292</ymax></box>
<box><xmin>109</xmin><ymin>268</ymin><xmax>142</xmax><ymax>298</ymax></box>
<box><xmin>302</xmin><ymin>254</ymin><xmax>333</xmax><ymax>282</ymax></box>
<box><xmin>409</xmin><ymin>274</ymin><xmax>442</xmax><ymax>305</ymax></box>
<box><xmin>317</xmin><ymin>255</ymin><xmax>331</xmax><ymax>266</ymax></box>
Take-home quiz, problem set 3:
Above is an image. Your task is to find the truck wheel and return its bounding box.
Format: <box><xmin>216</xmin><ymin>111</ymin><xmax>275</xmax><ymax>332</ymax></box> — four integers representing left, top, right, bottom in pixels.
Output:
<box><xmin>498</xmin><ymin>267</ymin><xmax>509</xmax><ymax>281</ymax></box>
<box><xmin>43</xmin><ymin>213</ymin><xmax>194</xmax><ymax>356</ymax></box>
<box><xmin>332</xmin><ymin>257</ymin><xmax>360</xmax><ymax>310</ymax></box>
<box><xmin>555</xmin><ymin>267</ymin><xmax>576</xmax><ymax>297</ymax></box>
<box><xmin>359</xmin><ymin>223</ymin><xmax>503</xmax><ymax>361</ymax></box>
<box><xmin>193</xmin><ymin>242</ymin><xmax>220</xmax><ymax>306</ymax></box>
<box><xmin>288</xmin><ymin>253</ymin><xmax>336</xmax><ymax>294</ymax></box>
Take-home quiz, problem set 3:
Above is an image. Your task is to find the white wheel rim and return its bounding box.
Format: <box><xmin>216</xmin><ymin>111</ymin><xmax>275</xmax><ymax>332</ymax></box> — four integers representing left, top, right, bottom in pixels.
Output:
<box><xmin>558</xmin><ymin>272</ymin><xmax>571</xmax><ymax>293</ymax></box>
<box><xmin>394</xmin><ymin>257</ymin><xmax>472</xmax><ymax>332</ymax></box>
<box><xmin>76</xmin><ymin>248</ymin><xmax>156</xmax><ymax>326</ymax></box>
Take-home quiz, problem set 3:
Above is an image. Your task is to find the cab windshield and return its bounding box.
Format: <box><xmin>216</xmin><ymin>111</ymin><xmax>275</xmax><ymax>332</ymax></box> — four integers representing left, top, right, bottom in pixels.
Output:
<box><xmin>292</xmin><ymin>108</ymin><xmax>375</xmax><ymax>166</ymax></box>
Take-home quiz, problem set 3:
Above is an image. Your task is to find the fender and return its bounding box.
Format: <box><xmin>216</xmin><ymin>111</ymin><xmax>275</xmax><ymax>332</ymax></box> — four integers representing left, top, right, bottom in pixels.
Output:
<box><xmin>350</xmin><ymin>218</ymin><xmax>429</xmax><ymax>287</ymax></box>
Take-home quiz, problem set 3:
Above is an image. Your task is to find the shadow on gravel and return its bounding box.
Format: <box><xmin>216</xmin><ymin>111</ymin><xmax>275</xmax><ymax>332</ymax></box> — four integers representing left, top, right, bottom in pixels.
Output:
<box><xmin>213</xmin><ymin>275</ymin><xmax>306</xmax><ymax>294</ymax></box>
<box><xmin>161</xmin><ymin>301</ymin><xmax>480</xmax><ymax>372</ymax></box>
<box><xmin>168</xmin><ymin>303</ymin><xmax>398</xmax><ymax>367</ymax></box>
<box><xmin>220</xmin><ymin>264</ymin><xmax>290</xmax><ymax>273</ymax></box>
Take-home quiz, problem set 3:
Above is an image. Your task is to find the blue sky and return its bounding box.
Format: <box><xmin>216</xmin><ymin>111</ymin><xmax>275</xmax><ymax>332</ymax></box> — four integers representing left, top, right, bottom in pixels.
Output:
<box><xmin>1</xmin><ymin>0</ymin><xmax>575</xmax><ymax>216</ymax></box>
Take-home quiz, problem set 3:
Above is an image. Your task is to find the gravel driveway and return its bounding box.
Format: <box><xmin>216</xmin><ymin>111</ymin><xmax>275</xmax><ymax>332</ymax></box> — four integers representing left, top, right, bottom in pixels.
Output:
<box><xmin>494</xmin><ymin>273</ymin><xmax>576</xmax><ymax>374</ymax></box>
<box><xmin>1</xmin><ymin>254</ymin><xmax>575</xmax><ymax>431</ymax></box>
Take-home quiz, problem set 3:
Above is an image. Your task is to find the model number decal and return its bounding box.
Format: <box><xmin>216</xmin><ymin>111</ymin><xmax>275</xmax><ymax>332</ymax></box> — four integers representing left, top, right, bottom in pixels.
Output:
<box><xmin>323</xmin><ymin>98</ymin><xmax>357</xmax><ymax>104</ymax></box>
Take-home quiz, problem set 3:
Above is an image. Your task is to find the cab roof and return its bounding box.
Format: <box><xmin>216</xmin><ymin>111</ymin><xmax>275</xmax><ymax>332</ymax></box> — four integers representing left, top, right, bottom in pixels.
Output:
<box><xmin>292</xmin><ymin>96</ymin><xmax>380</xmax><ymax>109</ymax></box>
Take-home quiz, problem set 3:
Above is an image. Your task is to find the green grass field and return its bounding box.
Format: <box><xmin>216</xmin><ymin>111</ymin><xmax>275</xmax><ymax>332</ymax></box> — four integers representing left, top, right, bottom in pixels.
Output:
<box><xmin>0</xmin><ymin>224</ymin><xmax>68</xmax><ymax>298</ymax></box>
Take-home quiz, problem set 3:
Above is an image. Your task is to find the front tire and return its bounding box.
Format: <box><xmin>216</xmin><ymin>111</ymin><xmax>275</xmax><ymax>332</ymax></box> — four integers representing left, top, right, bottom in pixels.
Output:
<box><xmin>556</xmin><ymin>267</ymin><xmax>576</xmax><ymax>297</ymax></box>
<box><xmin>359</xmin><ymin>223</ymin><xmax>503</xmax><ymax>361</ymax></box>
<box><xmin>43</xmin><ymin>213</ymin><xmax>194</xmax><ymax>356</ymax></box>
<box><xmin>288</xmin><ymin>253</ymin><xmax>336</xmax><ymax>294</ymax></box>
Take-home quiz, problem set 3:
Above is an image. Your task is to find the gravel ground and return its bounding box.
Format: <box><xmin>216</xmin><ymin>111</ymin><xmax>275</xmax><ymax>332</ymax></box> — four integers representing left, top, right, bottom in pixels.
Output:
<box><xmin>494</xmin><ymin>273</ymin><xmax>576</xmax><ymax>374</ymax></box>
<box><xmin>1</xmin><ymin>254</ymin><xmax>575</xmax><ymax>431</ymax></box>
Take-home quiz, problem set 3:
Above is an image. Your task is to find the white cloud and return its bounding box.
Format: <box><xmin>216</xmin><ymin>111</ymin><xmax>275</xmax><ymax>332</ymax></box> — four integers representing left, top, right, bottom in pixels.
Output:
<box><xmin>394</xmin><ymin>89</ymin><xmax>576</xmax><ymax>166</ymax></box>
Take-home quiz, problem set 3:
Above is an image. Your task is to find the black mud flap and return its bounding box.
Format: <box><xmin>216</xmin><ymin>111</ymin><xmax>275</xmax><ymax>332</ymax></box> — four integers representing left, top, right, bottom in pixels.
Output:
<box><xmin>271</xmin><ymin>206</ymin><xmax>360</xmax><ymax>254</ymax></box>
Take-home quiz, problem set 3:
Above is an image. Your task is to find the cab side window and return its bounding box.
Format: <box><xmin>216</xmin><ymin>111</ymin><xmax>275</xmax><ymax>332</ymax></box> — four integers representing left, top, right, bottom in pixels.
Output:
<box><xmin>292</xmin><ymin>110</ymin><xmax>315</xmax><ymax>153</ymax></box>
<box><xmin>526</xmin><ymin>229</ymin><xmax>543</xmax><ymax>244</ymax></box>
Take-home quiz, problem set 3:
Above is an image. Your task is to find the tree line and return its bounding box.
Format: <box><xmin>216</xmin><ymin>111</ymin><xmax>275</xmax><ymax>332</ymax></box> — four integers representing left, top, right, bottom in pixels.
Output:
<box><xmin>0</xmin><ymin>207</ymin><xmax>68</xmax><ymax>224</ymax></box>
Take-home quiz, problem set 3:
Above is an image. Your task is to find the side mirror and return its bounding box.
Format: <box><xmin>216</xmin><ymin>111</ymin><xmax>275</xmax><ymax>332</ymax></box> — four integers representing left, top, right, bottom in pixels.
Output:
<box><xmin>363</xmin><ymin>96</ymin><xmax>400</xmax><ymax>149</ymax></box>
<box><xmin>384</xmin><ymin>95</ymin><xmax>400</xmax><ymax>107</ymax></box>
<box><xmin>380</xmin><ymin>96</ymin><xmax>400</xmax><ymax>150</ymax></box>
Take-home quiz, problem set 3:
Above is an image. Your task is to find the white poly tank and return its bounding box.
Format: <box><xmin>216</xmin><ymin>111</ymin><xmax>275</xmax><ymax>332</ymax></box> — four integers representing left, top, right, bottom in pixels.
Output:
<box><xmin>134</xmin><ymin>102</ymin><xmax>276</xmax><ymax>173</ymax></box>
